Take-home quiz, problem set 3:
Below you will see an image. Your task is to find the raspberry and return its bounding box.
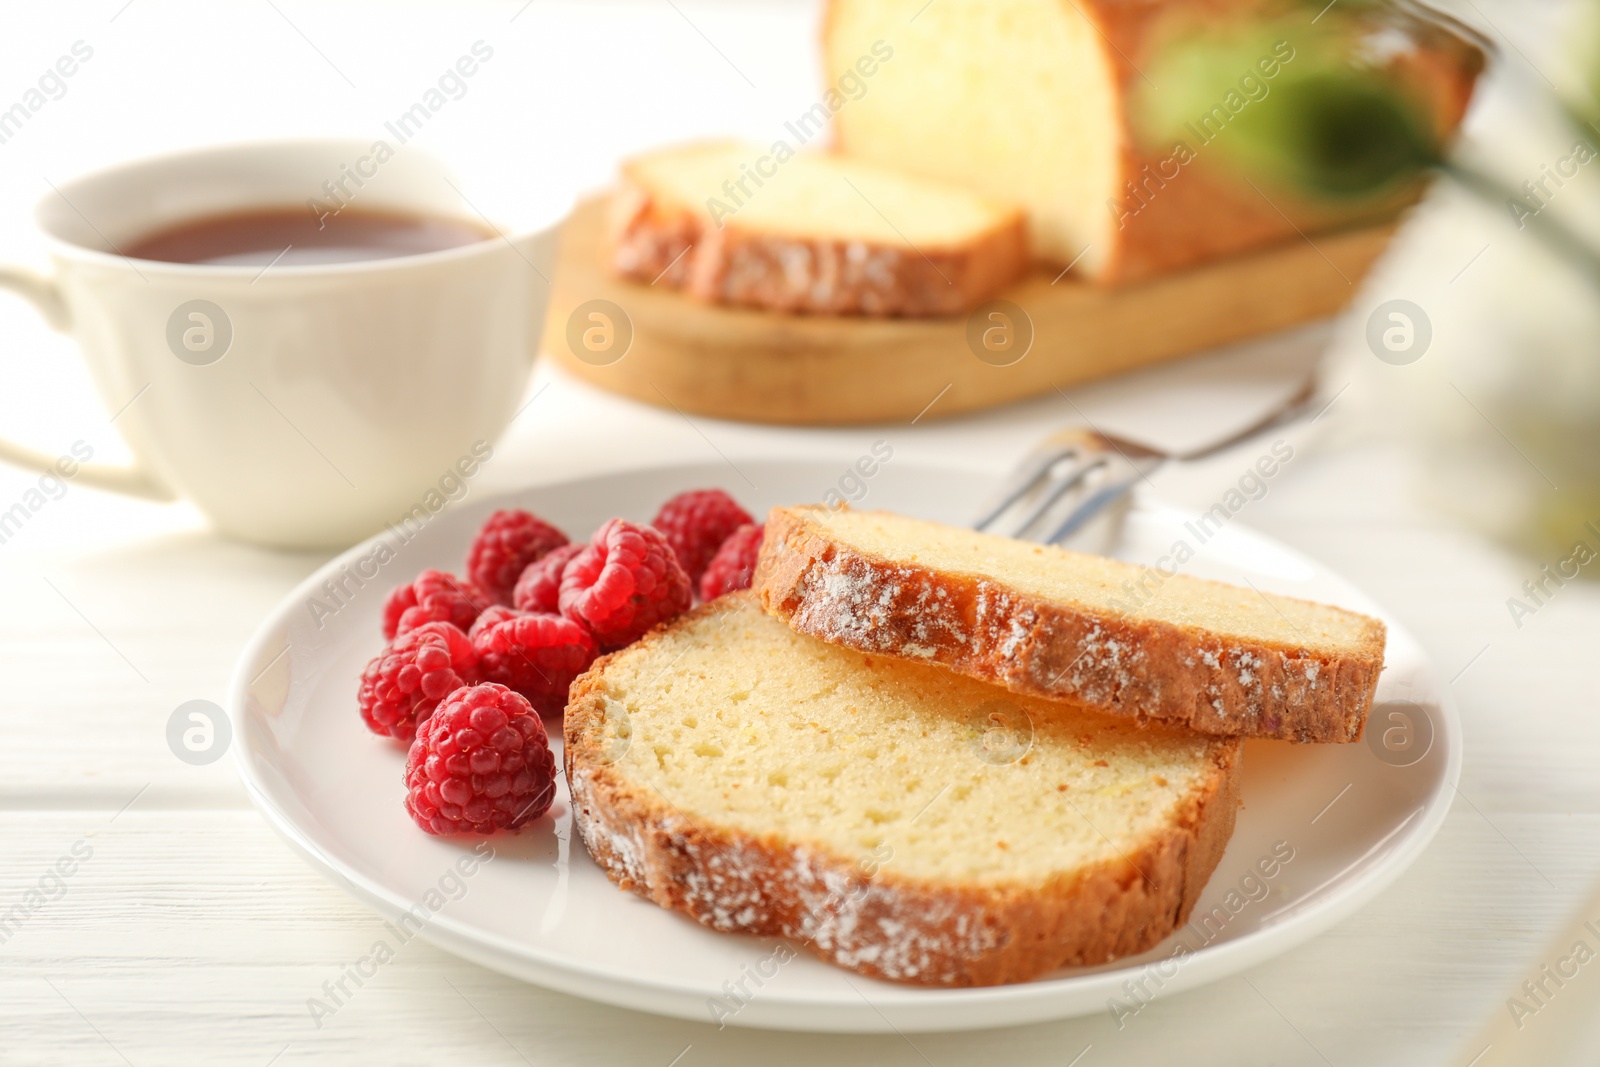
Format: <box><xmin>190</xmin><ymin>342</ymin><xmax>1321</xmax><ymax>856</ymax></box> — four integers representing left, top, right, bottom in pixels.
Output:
<box><xmin>404</xmin><ymin>683</ymin><xmax>557</xmax><ymax>835</ymax></box>
<box><xmin>467</xmin><ymin>604</ymin><xmax>523</xmax><ymax>642</ymax></box>
<box><xmin>512</xmin><ymin>542</ymin><xmax>585</xmax><ymax>614</ymax></box>
<box><xmin>652</xmin><ymin>489</ymin><xmax>754</xmax><ymax>586</ymax></box>
<box><xmin>559</xmin><ymin>519</ymin><xmax>692</xmax><ymax>649</ymax></box>
<box><xmin>472</xmin><ymin>612</ymin><xmax>598</xmax><ymax>717</ymax></box>
<box><xmin>382</xmin><ymin>570</ymin><xmax>492</xmax><ymax>640</ymax></box>
<box><xmin>699</xmin><ymin>523</ymin><xmax>765</xmax><ymax>600</ymax></box>
<box><xmin>466</xmin><ymin>509</ymin><xmax>570</xmax><ymax>605</ymax></box>
<box><xmin>357</xmin><ymin>622</ymin><xmax>479</xmax><ymax>739</ymax></box>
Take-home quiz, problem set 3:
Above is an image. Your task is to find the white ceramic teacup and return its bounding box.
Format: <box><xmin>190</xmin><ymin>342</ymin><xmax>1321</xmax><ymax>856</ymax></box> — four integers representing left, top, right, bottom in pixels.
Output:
<box><xmin>0</xmin><ymin>139</ymin><xmax>563</xmax><ymax>549</ymax></box>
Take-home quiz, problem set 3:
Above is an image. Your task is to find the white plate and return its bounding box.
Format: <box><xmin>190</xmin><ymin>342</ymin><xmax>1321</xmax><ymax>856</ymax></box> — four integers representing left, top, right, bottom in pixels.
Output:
<box><xmin>230</xmin><ymin>459</ymin><xmax>1459</xmax><ymax>1034</ymax></box>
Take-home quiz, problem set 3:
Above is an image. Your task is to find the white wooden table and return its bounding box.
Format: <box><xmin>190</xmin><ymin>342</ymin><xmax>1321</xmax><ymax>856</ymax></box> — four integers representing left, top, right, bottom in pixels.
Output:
<box><xmin>3</xmin><ymin>354</ymin><xmax>1596</xmax><ymax>1066</ymax></box>
<box><xmin>2</xmin><ymin>2</ymin><xmax>1595</xmax><ymax>1063</ymax></box>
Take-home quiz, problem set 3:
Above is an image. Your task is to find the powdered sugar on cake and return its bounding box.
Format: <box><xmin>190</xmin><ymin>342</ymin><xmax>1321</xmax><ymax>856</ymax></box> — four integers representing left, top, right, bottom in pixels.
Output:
<box><xmin>758</xmin><ymin>507</ymin><xmax>1382</xmax><ymax>744</ymax></box>
<box><xmin>571</xmin><ymin>757</ymin><xmax>1003</xmax><ymax>984</ymax></box>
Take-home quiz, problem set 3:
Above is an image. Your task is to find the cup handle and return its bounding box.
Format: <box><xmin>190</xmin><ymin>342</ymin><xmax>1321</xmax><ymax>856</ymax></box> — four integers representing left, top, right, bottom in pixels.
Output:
<box><xmin>0</xmin><ymin>266</ymin><xmax>176</xmax><ymax>501</ymax></box>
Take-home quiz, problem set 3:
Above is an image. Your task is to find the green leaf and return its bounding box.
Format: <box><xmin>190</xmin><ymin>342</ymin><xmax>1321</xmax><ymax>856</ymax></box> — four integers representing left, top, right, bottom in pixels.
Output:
<box><xmin>1135</xmin><ymin>17</ymin><xmax>1441</xmax><ymax>203</ymax></box>
<box><xmin>1223</xmin><ymin>71</ymin><xmax>1440</xmax><ymax>198</ymax></box>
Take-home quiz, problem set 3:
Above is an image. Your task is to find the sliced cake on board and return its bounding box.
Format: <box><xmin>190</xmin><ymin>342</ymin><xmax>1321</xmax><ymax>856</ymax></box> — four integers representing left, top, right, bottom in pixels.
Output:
<box><xmin>821</xmin><ymin>0</ymin><xmax>1483</xmax><ymax>282</ymax></box>
<box><xmin>607</xmin><ymin>141</ymin><xmax>1029</xmax><ymax>316</ymax></box>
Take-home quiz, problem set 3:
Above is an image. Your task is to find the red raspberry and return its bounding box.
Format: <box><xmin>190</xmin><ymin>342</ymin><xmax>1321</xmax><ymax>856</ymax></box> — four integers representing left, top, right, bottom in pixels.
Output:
<box><xmin>357</xmin><ymin>622</ymin><xmax>479</xmax><ymax>740</ymax></box>
<box><xmin>382</xmin><ymin>570</ymin><xmax>492</xmax><ymax>640</ymax></box>
<box><xmin>699</xmin><ymin>523</ymin><xmax>765</xmax><ymax>600</ymax></box>
<box><xmin>472</xmin><ymin>612</ymin><xmax>598</xmax><ymax>717</ymax></box>
<box><xmin>512</xmin><ymin>542</ymin><xmax>585</xmax><ymax>614</ymax></box>
<box><xmin>559</xmin><ymin>519</ymin><xmax>692</xmax><ymax>649</ymax></box>
<box><xmin>467</xmin><ymin>604</ymin><xmax>523</xmax><ymax>642</ymax></box>
<box><xmin>404</xmin><ymin>683</ymin><xmax>557</xmax><ymax>835</ymax></box>
<box><xmin>652</xmin><ymin>489</ymin><xmax>754</xmax><ymax>586</ymax></box>
<box><xmin>467</xmin><ymin>509</ymin><xmax>569</xmax><ymax>605</ymax></box>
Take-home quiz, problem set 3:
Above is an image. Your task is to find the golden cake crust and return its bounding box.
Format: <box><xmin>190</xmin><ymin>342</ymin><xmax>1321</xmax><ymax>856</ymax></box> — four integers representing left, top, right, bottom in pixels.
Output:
<box><xmin>606</xmin><ymin>148</ymin><xmax>1028</xmax><ymax>317</ymax></box>
<box><xmin>753</xmin><ymin>507</ymin><xmax>1387</xmax><ymax>743</ymax></box>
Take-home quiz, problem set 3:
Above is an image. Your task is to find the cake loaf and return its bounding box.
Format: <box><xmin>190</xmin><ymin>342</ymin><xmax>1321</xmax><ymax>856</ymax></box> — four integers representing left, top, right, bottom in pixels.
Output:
<box><xmin>822</xmin><ymin>0</ymin><xmax>1483</xmax><ymax>283</ymax></box>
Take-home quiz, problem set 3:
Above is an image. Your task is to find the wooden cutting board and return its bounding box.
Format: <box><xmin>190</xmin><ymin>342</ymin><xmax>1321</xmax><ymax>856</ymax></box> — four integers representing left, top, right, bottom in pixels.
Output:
<box><xmin>541</xmin><ymin>197</ymin><xmax>1393</xmax><ymax>425</ymax></box>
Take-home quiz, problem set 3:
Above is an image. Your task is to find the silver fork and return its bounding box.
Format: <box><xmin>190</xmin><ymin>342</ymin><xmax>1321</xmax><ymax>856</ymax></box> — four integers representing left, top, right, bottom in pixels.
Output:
<box><xmin>973</xmin><ymin>380</ymin><xmax>1318</xmax><ymax>553</ymax></box>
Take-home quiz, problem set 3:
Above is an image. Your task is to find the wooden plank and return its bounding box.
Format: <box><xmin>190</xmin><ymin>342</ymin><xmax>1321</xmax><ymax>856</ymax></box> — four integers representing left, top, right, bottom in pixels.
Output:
<box><xmin>0</xmin><ymin>539</ymin><xmax>321</xmax><ymax>805</ymax></box>
<box><xmin>542</xmin><ymin>197</ymin><xmax>1394</xmax><ymax>425</ymax></box>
